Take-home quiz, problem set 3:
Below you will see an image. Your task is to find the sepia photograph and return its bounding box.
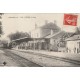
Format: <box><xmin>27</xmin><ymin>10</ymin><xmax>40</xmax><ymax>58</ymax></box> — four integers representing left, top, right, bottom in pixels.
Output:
<box><xmin>0</xmin><ymin>13</ymin><xmax>80</xmax><ymax>67</ymax></box>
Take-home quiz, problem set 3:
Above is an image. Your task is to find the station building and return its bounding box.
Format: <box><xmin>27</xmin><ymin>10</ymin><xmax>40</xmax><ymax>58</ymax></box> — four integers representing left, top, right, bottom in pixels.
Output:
<box><xmin>10</xmin><ymin>21</ymin><xmax>74</xmax><ymax>52</ymax></box>
<box><xmin>66</xmin><ymin>34</ymin><xmax>80</xmax><ymax>53</ymax></box>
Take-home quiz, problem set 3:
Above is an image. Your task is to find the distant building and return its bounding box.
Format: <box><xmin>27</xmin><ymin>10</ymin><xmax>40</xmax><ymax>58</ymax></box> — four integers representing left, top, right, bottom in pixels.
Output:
<box><xmin>46</xmin><ymin>31</ymin><xmax>74</xmax><ymax>52</ymax></box>
<box><xmin>66</xmin><ymin>34</ymin><xmax>80</xmax><ymax>53</ymax></box>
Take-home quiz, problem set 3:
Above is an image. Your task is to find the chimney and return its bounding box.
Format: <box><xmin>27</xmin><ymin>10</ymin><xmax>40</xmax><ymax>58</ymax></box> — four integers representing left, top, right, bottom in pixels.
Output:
<box><xmin>51</xmin><ymin>29</ymin><xmax>54</xmax><ymax>35</ymax></box>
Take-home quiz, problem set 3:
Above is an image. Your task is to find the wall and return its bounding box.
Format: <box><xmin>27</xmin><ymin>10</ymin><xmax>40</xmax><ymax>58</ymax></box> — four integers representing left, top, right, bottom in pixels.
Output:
<box><xmin>31</xmin><ymin>28</ymin><xmax>41</xmax><ymax>38</ymax></box>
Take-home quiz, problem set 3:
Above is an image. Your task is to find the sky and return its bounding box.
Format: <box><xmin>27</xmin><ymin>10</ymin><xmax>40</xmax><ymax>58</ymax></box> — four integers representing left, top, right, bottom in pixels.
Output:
<box><xmin>1</xmin><ymin>13</ymin><xmax>80</xmax><ymax>40</ymax></box>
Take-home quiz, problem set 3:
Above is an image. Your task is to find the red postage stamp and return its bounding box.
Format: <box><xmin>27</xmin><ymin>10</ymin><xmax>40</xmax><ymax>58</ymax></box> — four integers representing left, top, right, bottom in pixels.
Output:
<box><xmin>63</xmin><ymin>14</ymin><xmax>78</xmax><ymax>26</ymax></box>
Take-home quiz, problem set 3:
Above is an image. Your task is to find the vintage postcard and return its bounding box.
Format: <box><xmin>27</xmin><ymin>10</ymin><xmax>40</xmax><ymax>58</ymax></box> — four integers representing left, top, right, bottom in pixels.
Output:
<box><xmin>0</xmin><ymin>13</ymin><xmax>80</xmax><ymax>67</ymax></box>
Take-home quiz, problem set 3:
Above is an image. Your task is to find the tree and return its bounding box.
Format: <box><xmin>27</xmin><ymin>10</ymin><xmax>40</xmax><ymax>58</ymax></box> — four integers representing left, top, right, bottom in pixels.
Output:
<box><xmin>0</xmin><ymin>26</ymin><xmax>3</xmax><ymax>34</ymax></box>
<box><xmin>8</xmin><ymin>31</ymin><xmax>31</xmax><ymax>41</ymax></box>
<box><xmin>0</xmin><ymin>21</ymin><xmax>3</xmax><ymax>36</ymax></box>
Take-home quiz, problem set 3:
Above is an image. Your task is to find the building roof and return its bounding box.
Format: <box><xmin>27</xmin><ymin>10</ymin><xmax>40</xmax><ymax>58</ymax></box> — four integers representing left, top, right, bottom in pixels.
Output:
<box><xmin>11</xmin><ymin>37</ymin><xmax>48</xmax><ymax>43</ymax></box>
<box><xmin>31</xmin><ymin>22</ymin><xmax>60</xmax><ymax>32</ymax></box>
<box><xmin>66</xmin><ymin>34</ymin><xmax>80</xmax><ymax>41</ymax></box>
<box><xmin>45</xmin><ymin>31</ymin><xmax>74</xmax><ymax>39</ymax></box>
<box><xmin>11</xmin><ymin>37</ymin><xmax>33</xmax><ymax>43</ymax></box>
<box><xmin>31</xmin><ymin>22</ymin><xmax>61</xmax><ymax>39</ymax></box>
<box><xmin>41</xmin><ymin>22</ymin><xmax>61</xmax><ymax>30</ymax></box>
<box><xmin>45</xmin><ymin>31</ymin><xmax>62</xmax><ymax>38</ymax></box>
